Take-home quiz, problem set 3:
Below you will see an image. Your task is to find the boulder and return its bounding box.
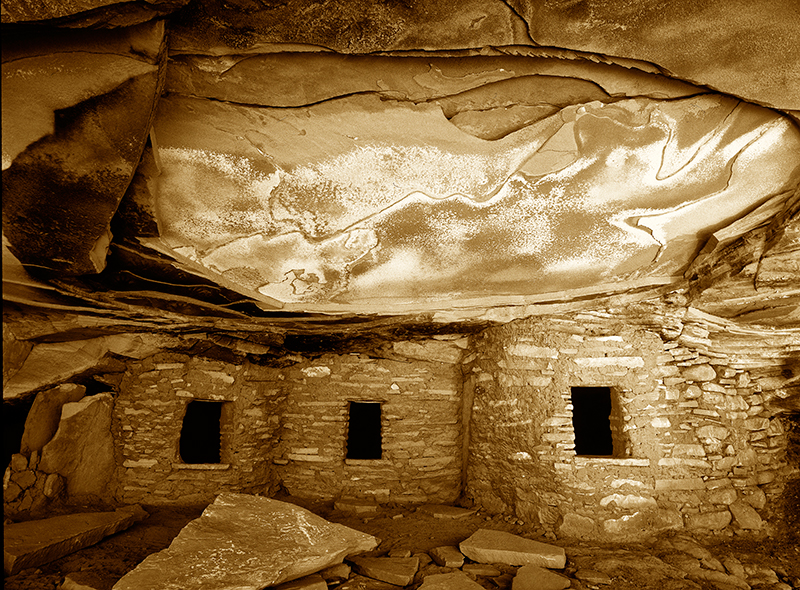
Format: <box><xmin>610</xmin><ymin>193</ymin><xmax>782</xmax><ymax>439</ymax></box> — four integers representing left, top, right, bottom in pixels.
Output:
<box><xmin>418</xmin><ymin>571</ymin><xmax>485</xmax><ymax>589</ymax></box>
<box><xmin>4</xmin><ymin>505</ymin><xmax>147</xmax><ymax>575</ymax></box>
<box><xmin>459</xmin><ymin>529</ymin><xmax>566</xmax><ymax>568</ymax></box>
<box><xmin>39</xmin><ymin>394</ymin><xmax>115</xmax><ymax>499</ymax></box>
<box><xmin>350</xmin><ymin>556</ymin><xmax>420</xmax><ymax>587</ymax></box>
<box><xmin>112</xmin><ymin>494</ymin><xmax>378</xmax><ymax>590</ymax></box>
<box><xmin>19</xmin><ymin>383</ymin><xmax>86</xmax><ymax>453</ymax></box>
<box><xmin>512</xmin><ymin>565</ymin><xmax>571</xmax><ymax>590</ymax></box>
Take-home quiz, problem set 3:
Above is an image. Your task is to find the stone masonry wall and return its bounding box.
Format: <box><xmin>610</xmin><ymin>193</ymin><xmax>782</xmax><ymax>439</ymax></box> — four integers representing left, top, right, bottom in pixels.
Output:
<box><xmin>465</xmin><ymin>309</ymin><xmax>794</xmax><ymax>541</ymax></box>
<box><xmin>276</xmin><ymin>344</ymin><xmax>465</xmax><ymax>504</ymax></box>
<box><xmin>113</xmin><ymin>353</ymin><xmax>287</xmax><ymax>505</ymax></box>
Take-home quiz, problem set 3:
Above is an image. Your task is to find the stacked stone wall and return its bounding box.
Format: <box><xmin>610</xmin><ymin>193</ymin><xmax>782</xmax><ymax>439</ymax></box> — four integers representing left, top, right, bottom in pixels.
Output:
<box><xmin>276</xmin><ymin>347</ymin><xmax>464</xmax><ymax>504</ymax></box>
<box><xmin>465</xmin><ymin>310</ymin><xmax>795</xmax><ymax>540</ymax></box>
<box><xmin>113</xmin><ymin>353</ymin><xmax>287</xmax><ymax>504</ymax></box>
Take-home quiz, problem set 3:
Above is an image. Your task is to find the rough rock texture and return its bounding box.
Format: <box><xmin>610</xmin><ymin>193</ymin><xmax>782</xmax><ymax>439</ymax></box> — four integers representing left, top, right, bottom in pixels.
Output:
<box><xmin>418</xmin><ymin>571</ymin><xmax>485</xmax><ymax>589</ymax></box>
<box><xmin>2</xmin><ymin>20</ymin><xmax>167</xmax><ymax>275</ymax></box>
<box><xmin>39</xmin><ymin>393</ymin><xmax>116</xmax><ymax>500</ymax></box>
<box><xmin>112</xmin><ymin>494</ymin><xmax>378</xmax><ymax>590</ymax></box>
<box><xmin>509</xmin><ymin>0</ymin><xmax>800</xmax><ymax>110</ymax></box>
<box><xmin>512</xmin><ymin>565</ymin><xmax>571</xmax><ymax>590</ymax></box>
<box><xmin>350</xmin><ymin>556</ymin><xmax>420</xmax><ymax>587</ymax></box>
<box><xmin>459</xmin><ymin>529</ymin><xmax>566</xmax><ymax>568</ymax></box>
<box><xmin>19</xmin><ymin>383</ymin><xmax>86</xmax><ymax>454</ymax></box>
<box><xmin>3</xmin><ymin>505</ymin><xmax>147</xmax><ymax>575</ymax></box>
<box><xmin>0</xmin><ymin>0</ymin><xmax>189</xmax><ymax>27</ymax></box>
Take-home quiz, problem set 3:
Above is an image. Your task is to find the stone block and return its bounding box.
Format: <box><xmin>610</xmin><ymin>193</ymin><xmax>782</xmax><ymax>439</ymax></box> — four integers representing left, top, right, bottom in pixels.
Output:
<box><xmin>113</xmin><ymin>494</ymin><xmax>378</xmax><ymax>590</ymax></box>
<box><xmin>418</xmin><ymin>571</ymin><xmax>484</xmax><ymax>589</ymax></box>
<box><xmin>459</xmin><ymin>529</ymin><xmax>565</xmax><ymax>568</ymax></box>
<box><xmin>729</xmin><ymin>500</ymin><xmax>763</xmax><ymax>529</ymax></box>
<box><xmin>686</xmin><ymin>509</ymin><xmax>731</xmax><ymax>530</ymax></box>
<box><xmin>511</xmin><ymin>564</ymin><xmax>570</xmax><ymax>590</ymax></box>
<box><xmin>429</xmin><ymin>546</ymin><xmax>464</xmax><ymax>568</ymax></box>
<box><xmin>706</xmin><ymin>487</ymin><xmax>737</xmax><ymax>505</ymax></box>
<box><xmin>697</xmin><ymin>425</ymin><xmax>729</xmax><ymax>440</ymax></box>
<box><xmin>682</xmin><ymin>364</ymin><xmax>716</xmax><ymax>382</ymax></box>
<box><xmin>351</xmin><ymin>556</ymin><xmax>419</xmax><ymax>586</ymax></box>
<box><xmin>558</xmin><ymin>513</ymin><xmax>596</xmax><ymax>539</ymax></box>
<box><xmin>393</xmin><ymin>341</ymin><xmax>461</xmax><ymax>364</ymax></box>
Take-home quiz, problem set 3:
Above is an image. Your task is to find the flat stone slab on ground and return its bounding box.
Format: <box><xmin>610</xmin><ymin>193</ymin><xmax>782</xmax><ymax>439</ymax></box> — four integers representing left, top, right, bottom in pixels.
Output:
<box><xmin>418</xmin><ymin>505</ymin><xmax>476</xmax><ymax>519</ymax></box>
<box><xmin>429</xmin><ymin>545</ymin><xmax>464</xmax><ymax>567</ymax></box>
<box><xmin>459</xmin><ymin>529</ymin><xmax>566</xmax><ymax>569</ymax></box>
<box><xmin>512</xmin><ymin>565</ymin><xmax>571</xmax><ymax>590</ymax></box>
<box><xmin>418</xmin><ymin>571</ymin><xmax>485</xmax><ymax>589</ymax></box>
<box><xmin>112</xmin><ymin>493</ymin><xmax>378</xmax><ymax>590</ymax></box>
<box><xmin>351</xmin><ymin>556</ymin><xmax>420</xmax><ymax>586</ymax></box>
<box><xmin>4</xmin><ymin>505</ymin><xmax>148</xmax><ymax>575</ymax></box>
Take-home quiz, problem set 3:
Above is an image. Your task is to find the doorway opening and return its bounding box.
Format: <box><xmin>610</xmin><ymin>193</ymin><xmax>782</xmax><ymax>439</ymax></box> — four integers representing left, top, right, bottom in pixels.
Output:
<box><xmin>179</xmin><ymin>400</ymin><xmax>223</xmax><ymax>464</ymax></box>
<box><xmin>570</xmin><ymin>386</ymin><xmax>624</xmax><ymax>457</ymax></box>
<box><xmin>347</xmin><ymin>401</ymin><xmax>382</xmax><ymax>460</ymax></box>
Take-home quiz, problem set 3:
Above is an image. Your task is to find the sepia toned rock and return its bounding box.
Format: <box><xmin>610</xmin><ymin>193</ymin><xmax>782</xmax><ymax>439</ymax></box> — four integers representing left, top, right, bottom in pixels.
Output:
<box><xmin>112</xmin><ymin>494</ymin><xmax>379</xmax><ymax>590</ymax></box>
<box><xmin>39</xmin><ymin>394</ymin><xmax>116</xmax><ymax>499</ymax></box>
<box><xmin>19</xmin><ymin>383</ymin><xmax>86</xmax><ymax>454</ymax></box>
<box><xmin>3</xmin><ymin>505</ymin><xmax>147</xmax><ymax>575</ymax></box>
<box><xmin>459</xmin><ymin>529</ymin><xmax>566</xmax><ymax>568</ymax></box>
<box><xmin>418</xmin><ymin>571</ymin><xmax>485</xmax><ymax>589</ymax></box>
<box><xmin>512</xmin><ymin>564</ymin><xmax>571</xmax><ymax>590</ymax></box>
<box><xmin>2</xmin><ymin>20</ymin><xmax>166</xmax><ymax>275</ymax></box>
<box><xmin>350</xmin><ymin>556</ymin><xmax>420</xmax><ymax>587</ymax></box>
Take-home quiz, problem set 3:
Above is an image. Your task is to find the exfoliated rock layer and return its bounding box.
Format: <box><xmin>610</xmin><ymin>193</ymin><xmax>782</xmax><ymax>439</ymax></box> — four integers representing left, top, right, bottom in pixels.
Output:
<box><xmin>112</xmin><ymin>493</ymin><xmax>379</xmax><ymax>590</ymax></box>
<box><xmin>150</xmin><ymin>78</ymin><xmax>800</xmax><ymax>310</ymax></box>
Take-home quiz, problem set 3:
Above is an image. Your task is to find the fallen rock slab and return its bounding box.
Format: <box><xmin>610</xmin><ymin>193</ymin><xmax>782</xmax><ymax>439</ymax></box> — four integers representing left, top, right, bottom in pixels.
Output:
<box><xmin>418</xmin><ymin>571</ymin><xmax>485</xmax><ymax>589</ymax></box>
<box><xmin>351</xmin><ymin>556</ymin><xmax>420</xmax><ymax>586</ymax></box>
<box><xmin>429</xmin><ymin>545</ymin><xmax>464</xmax><ymax>567</ymax></box>
<box><xmin>512</xmin><ymin>565</ymin><xmax>571</xmax><ymax>590</ymax></box>
<box><xmin>418</xmin><ymin>504</ymin><xmax>476</xmax><ymax>519</ymax></box>
<box><xmin>459</xmin><ymin>529</ymin><xmax>566</xmax><ymax>569</ymax></box>
<box><xmin>112</xmin><ymin>493</ymin><xmax>378</xmax><ymax>590</ymax></box>
<box><xmin>4</xmin><ymin>505</ymin><xmax>148</xmax><ymax>575</ymax></box>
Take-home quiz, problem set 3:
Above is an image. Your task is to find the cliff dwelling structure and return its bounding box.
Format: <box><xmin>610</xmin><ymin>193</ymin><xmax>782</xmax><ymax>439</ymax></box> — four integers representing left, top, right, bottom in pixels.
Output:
<box><xmin>2</xmin><ymin>1</ymin><xmax>799</xmax><ymax>589</ymax></box>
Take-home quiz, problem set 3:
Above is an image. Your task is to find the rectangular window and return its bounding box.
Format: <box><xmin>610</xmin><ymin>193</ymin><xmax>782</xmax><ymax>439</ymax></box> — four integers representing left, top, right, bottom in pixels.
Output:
<box><xmin>346</xmin><ymin>401</ymin><xmax>382</xmax><ymax>460</ymax></box>
<box><xmin>570</xmin><ymin>386</ymin><xmax>626</xmax><ymax>457</ymax></box>
<box><xmin>180</xmin><ymin>400</ymin><xmax>223</xmax><ymax>464</ymax></box>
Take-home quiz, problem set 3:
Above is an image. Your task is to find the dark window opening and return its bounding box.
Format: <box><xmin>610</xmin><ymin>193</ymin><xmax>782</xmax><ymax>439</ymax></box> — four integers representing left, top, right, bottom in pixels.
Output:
<box><xmin>180</xmin><ymin>400</ymin><xmax>223</xmax><ymax>464</ymax></box>
<box><xmin>571</xmin><ymin>386</ymin><xmax>615</xmax><ymax>457</ymax></box>
<box><xmin>347</xmin><ymin>402</ymin><xmax>382</xmax><ymax>460</ymax></box>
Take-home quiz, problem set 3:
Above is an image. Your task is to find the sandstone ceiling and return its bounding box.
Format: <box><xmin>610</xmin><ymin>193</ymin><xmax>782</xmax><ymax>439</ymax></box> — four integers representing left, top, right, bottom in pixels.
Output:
<box><xmin>2</xmin><ymin>0</ymin><xmax>799</xmax><ymax>328</ymax></box>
